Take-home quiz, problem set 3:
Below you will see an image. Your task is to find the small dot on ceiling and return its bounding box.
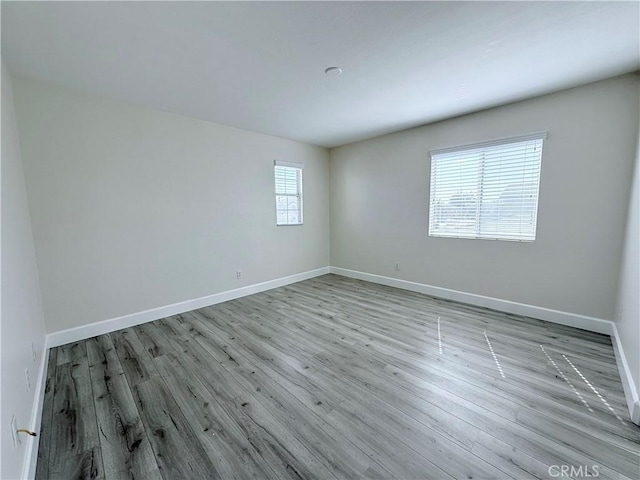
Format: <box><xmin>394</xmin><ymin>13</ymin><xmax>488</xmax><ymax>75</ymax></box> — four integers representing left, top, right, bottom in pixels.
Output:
<box><xmin>324</xmin><ymin>67</ymin><xmax>343</xmax><ymax>77</ymax></box>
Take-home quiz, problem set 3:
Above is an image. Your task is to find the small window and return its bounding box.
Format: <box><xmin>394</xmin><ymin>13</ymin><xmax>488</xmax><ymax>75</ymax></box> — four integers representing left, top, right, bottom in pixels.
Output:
<box><xmin>274</xmin><ymin>161</ymin><xmax>303</xmax><ymax>226</ymax></box>
<box><xmin>429</xmin><ymin>132</ymin><xmax>546</xmax><ymax>241</ymax></box>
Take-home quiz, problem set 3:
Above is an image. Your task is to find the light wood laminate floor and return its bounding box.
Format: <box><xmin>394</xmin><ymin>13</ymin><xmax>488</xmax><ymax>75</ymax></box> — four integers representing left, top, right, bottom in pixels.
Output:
<box><xmin>36</xmin><ymin>274</ymin><xmax>639</xmax><ymax>479</ymax></box>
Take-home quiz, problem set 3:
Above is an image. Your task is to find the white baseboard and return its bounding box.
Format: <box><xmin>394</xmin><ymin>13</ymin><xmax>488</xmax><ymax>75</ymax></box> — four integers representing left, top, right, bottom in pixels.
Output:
<box><xmin>38</xmin><ymin>267</ymin><xmax>640</xmax><ymax>440</ymax></box>
<box><xmin>24</xmin><ymin>263</ymin><xmax>639</xmax><ymax>480</ymax></box>
<box><xmin>22</xmin><ymin>344</ymin><xmax>49</xmax><ymax>479</ymax></box>
<box><xmin>611</xmin><ymin>323</ymin><xmax>640</xmax><ymax>425</ymax></box>
<box><xmin>46</xmin><ymin>267</ymin><xmax>330</xmax><ymax>348</ymax></box>
<box><xmin>330</xmin><ymin>267</ymin><xmax>614</xmax><ymax>335</ymax></box>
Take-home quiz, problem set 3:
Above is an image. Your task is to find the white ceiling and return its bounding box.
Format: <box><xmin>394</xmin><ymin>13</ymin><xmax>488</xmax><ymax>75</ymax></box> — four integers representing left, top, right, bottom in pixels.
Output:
<box><xmin>2</xmin><ymin>1</ymin><xmax>639</xmax><ymax>148</ymax></box>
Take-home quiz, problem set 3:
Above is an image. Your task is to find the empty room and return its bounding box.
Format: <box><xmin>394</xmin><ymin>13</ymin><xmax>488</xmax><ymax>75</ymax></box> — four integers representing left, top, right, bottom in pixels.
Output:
<box><xmin>1</xmin><ymin>1</ymin><xmax>639</xmax><ymax>479</ymax></box>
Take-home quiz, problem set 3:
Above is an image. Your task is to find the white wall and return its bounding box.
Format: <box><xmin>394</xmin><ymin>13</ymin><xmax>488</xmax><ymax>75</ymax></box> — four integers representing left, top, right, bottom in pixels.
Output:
<box><xmin>1</xmin><ymin>63</ymin><xmax>48</xmax><ymax>479</ymax></box>
<box><xmin>330</xmin><ymin>74</ymin><xmax>639</xmax><ymax>321</ymax></box>
<box><xmin>615</xmin><ymin>119</ymin><xmax>640</xmax><ymax>423</ymax></box>
<box><xmin>12</xmin><ymin>78</ymin><xmax>330</xmax><ymax>334</ymax></box>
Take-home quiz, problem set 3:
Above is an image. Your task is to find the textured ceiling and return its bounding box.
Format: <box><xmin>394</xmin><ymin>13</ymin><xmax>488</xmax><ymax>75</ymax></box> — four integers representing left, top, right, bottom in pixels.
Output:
<box><xmin>2</xmin><ymin>1</ymin><xmax>639</xmax><ymax>148</ymax></box>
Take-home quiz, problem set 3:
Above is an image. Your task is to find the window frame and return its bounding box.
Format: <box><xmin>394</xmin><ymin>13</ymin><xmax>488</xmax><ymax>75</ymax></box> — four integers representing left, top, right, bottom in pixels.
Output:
<box><xmin>428</xmin><ymin>131</ymin><xmax>546</xmax><ymax>242</ymax></box>
<box><xmin>274</xmin><ymin>160</ymin><xmax>304</xmax><ymax>226</ymax></box>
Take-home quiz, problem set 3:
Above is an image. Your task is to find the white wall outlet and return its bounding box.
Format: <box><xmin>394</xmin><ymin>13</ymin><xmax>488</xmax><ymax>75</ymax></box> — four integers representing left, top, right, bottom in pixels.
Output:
<box><xmin>10</xmin><ymin>415</ymin><xmax>20</xmax><ymax>447</ymax></box>
<box><xmin>31</xmin><ymin>342</ymin><xmax>37</xmax><ymax>363</ymax></box>
<box><xmin>394</xmin><ymin>262</ymin><xmax>400</xmax><ymax>271</ymax></box>
<box><xmin>236</xmin><ymin>270</ymin><xmax>242</xmax><ymax>279</ymax></box>
<box><xmin>24</xmin><ymin>368</ymin><xmax>31</xmax><ymax>392</ymax></box>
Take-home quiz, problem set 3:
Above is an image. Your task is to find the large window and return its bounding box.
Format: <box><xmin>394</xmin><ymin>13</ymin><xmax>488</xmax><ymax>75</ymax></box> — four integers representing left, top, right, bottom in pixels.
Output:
<box><xmin>428</xmin><ymin>132</ymin><xmax>546</xmax><ymax>241</ymax></box>
<box><xmin>274</xmin><ymin>160</ymin><xmax>303</xmax><ymax>226</ymax></box>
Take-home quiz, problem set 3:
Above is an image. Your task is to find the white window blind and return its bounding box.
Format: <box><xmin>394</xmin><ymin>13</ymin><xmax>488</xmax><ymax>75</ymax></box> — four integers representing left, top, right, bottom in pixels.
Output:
<box><xmin>274</xmin><ymin>160</ymin><xmax>303</xmax><ymax>226</ymax></box>
<box><xmin>429</xmin><ymin>132</ymin><xmax>546</xmax><ymax>241</ymax></box>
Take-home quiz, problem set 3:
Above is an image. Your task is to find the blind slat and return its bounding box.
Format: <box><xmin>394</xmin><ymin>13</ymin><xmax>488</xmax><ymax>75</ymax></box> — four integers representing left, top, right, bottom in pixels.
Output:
<box><xmin>429</xmin><ymin>136</ymin><xmax>543</xmax><ymax>242</ymax></box>
<box><xmin>430</xmin><ymin>131</ymin><xmax>547</xmax><ymax>156</ymax></box>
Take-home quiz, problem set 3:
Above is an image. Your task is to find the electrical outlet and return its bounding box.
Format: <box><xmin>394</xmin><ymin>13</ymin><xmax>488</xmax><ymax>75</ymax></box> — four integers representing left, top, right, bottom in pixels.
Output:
<box><xmin>236</xmin><ymin>270</ymin><xmax>242</xmax><ymax>279</ymax></box>
<box><xmin>24</xmin><ymin>368</ymin><xmax>31</xmax><ymax>392</ymax></box>
<box><xmin>31</xmin><ymin>342</ymin><xmax>37</xmax><ymax>363</ymax></box>
<box><xmin>10</xmin><ymin>415</ymin><xmax>20</xmax><ymax>447</ymax></box>
<box><xmin>394</xmin><ymin>262</ymin><xmax>400</xmax><ymax>271</ymax></box>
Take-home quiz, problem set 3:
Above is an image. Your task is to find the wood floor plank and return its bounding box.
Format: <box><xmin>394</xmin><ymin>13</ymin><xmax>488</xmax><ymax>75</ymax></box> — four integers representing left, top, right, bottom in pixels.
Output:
<box><xmin>133</xmin><ymin>322</ymin><xmax>177</xmax><ymax>359</ymax></box>
<box><xmin>305</xmin><ymin>360</ymin><xmax>506</xmax><ymax>479</ymax></box>
<box><xmin>86</xmin><ymin>335</ymin><xmax>161</xmax><ymax>480</ymax></box>
<box><xmin>324</xmin><ymin>405</ymin><xmax>455</xmax><ymax>480</ymax></box>
<box><xmin>188</xmin><ymin>308</ymin><xmax>345</xmax><ymax>416</ymax></box>
<box><xmin>176</xmin><ymin>313</ymin><xmax>379</xmax><ymax>479</ymax></box>
<box><xmin>111</xmin><ymin>329</ymin><xmax>159</xmax><ymax>387</ymax></box>
<box><xmin>49</xmin><ymin>342</ymin><xmax>105</xmax><ymax>479</ymax></box>
<box><xmin>56</xmin><ymin>341</ymin><xmax>86</xmax><ymax>366</ymax></box>
<box><xmin>156</xmin><ymin>328</ymin><xmax>342</xmax><ymax>480</ymax></box>
<box><xmin>299</xmin><ymin>277</ymin><xmax>619</xmax><ymax>366</ymax></box>
<box><xmin>152</xmin><ymin>316</ymin><xmax>320</xmax><ymax>480</ymax></box>
<box><xmin>210</xmin><ymin>295</ymin><xmax>483</xmax><ymax>451</ymax></box>
<box><xmin>333</xmin><ymin>306</ymin><xmax>630</xmax><ymax>425</ymax></box>
<box><xmin>515</xmin><ymin>409</ymin><xmax>639</xmax><ymax>478</ymax></box>
<box><xmin>196</xmin><ymin>297</ymin><xmax>509</xmax><ymax>479</ymax></box>
<box><xmin>35</xmin><ymin>348</ymin><xmax>57</xmax><ymax>480</ymax></box>
<box><xmin>153</xmin><ymin>352</ymin><xmax>288</xmax><ymax>480</ymax></box>
<box><xmin>471</xmin><ymin>431</ymin><xmax>568</xmax><ymax>480</ymax></box>
<box><xmin>132</xmin><ymin>376</ymin><xmax>220</xmax><ymax>479</ymax></box>
<box><xmin>181</xmin><ymin>325</ymin><xmax>389</xmax><ymax>479</ymax></box>
<box><xmin>51</xmin><ymin>447</ymin><xmax>103</xmax><ymax>480</ymax></box>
